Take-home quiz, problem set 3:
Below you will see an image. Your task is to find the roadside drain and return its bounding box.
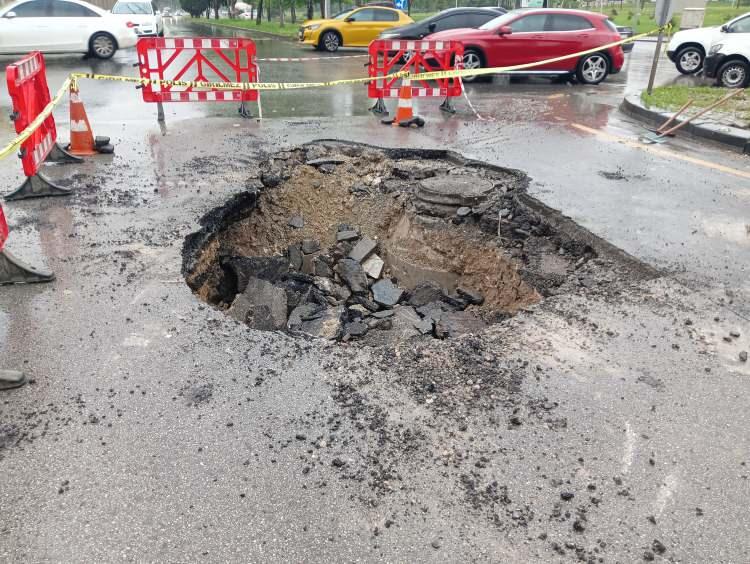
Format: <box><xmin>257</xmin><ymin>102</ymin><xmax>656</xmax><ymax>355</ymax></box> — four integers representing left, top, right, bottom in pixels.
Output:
<box><xmin>182</xmin><ymin>141</ymin><xmax>649</xmax><ymax>344</ymax></box>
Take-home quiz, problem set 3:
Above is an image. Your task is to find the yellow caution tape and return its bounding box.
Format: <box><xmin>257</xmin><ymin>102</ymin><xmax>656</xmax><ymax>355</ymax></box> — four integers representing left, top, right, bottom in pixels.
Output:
<box><xmin>2</xmin><ymin>24</ymin><xmax>670</xmax><ymax>163</ymax></box>
<box><xmin>0</xmin><ymin>77</ymin><xmax>71</xmax><ymax>161</ymax></box>
<box><xmin>71</xmin><ymin>25</ymin><xmax>668</xmax><ymax>91</ymax></box>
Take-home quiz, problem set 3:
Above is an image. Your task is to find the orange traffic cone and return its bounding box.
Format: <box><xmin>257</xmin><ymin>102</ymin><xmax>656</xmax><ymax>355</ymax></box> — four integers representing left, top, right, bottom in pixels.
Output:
<box><xmin>68</xmin><ymin>85</ymin><xmax>97</xmax><ymax>156</ymax></box>
<box><xmin>392</xmin><ymin>79</ymin><xmax>413</xmax><ymax>127</ymax></box>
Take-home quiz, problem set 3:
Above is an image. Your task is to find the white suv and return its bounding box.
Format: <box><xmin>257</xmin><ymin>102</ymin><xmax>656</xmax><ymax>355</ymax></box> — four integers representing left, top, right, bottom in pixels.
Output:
<box><xmin>666</xmin><ymin>11</ymin><xmax>750</xmax><ymax>74</ymax></box>
<box><xmin>704</xmin><ymin>35</ymin><xmax>750</xmax><ymax>88</ymax></box>
<box><xmin>111</xmin><ymin>0</ymin><xmax>163</xmax><ymax>37</ymax></box>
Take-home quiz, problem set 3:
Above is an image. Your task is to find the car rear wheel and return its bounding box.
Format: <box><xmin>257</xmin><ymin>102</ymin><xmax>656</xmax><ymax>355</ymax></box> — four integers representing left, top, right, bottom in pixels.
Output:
<box><xmin>320</xmin><ymin>31</ymin><xmax>340</xmax><ymax>52</ymax></box>
<box><xmin>462</xmin><ymin>49</ymin><xmax>483</xmax><ymax>83</ymax></box>
<box><xmin>576</xmin><ymin>53</ymin><xmax>609</xmax><ymax>85</ymax></box>
<box><xmin>717</xmin><ymin>59</ymin><xmax>750</xmax><ymax>88</ymax></box>
<box><xmin>675</xmin><ymin>46</ymin><xmax>704</xmax><ymax>74</ymax></box>
<box><xmin>90</xmin><ymin>32</ymin><xmax>117</xmax><ymax>60</ymax></box>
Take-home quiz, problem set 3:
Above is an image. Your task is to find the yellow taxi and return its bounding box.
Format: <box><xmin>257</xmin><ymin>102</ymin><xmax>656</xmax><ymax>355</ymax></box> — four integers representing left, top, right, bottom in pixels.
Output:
<box><xmin>299</xmin><ymin>7</ymin><xmax>413</xmax><ymax>52</ymax></box>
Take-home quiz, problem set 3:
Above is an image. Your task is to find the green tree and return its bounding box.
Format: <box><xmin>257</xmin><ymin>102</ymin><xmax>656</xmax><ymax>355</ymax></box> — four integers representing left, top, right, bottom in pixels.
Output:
<box><xmin>180</xmin><ymin>0</ymin><xmax>209</xmax><ymax>16</ymax></box>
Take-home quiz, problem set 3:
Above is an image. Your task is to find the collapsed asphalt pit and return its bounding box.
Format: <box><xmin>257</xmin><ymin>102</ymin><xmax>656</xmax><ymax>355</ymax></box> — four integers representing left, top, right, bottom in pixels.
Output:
<box><xmin>182</xmin><ymin>141</ymin><xmax>643</xmax><ymax>344</ymax></box>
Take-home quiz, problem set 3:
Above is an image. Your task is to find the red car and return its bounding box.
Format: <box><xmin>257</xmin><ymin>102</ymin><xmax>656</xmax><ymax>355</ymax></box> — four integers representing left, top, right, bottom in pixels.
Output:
<box><xmin>427</xmin><ymin>9</ymin><xmax>625</xmax><ymax>85</ymax></box>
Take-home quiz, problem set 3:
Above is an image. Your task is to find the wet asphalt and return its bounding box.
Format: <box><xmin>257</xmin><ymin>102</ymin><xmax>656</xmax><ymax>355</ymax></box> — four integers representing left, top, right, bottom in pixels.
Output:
<box><xmin>1</xmin><ymin>16</ymin><xmax>750</xmax><ymax>563</ymax></box>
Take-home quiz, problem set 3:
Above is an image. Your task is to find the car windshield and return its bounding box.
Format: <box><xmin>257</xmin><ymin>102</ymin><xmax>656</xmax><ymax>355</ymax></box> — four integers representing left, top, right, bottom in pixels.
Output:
<box><xmin>334</xmin><ymin>10</ymin><xmax>353</xmax><ymax>19</ymax></box>
<box><xmin>478</xmin><ymin>10</ymin><xmax>519</xmax><ymax>30</ymax></box>
<box><xmin>112</xmin><ymin>2</ymin><xmax>152</xmax><ymax>14</ymax></box>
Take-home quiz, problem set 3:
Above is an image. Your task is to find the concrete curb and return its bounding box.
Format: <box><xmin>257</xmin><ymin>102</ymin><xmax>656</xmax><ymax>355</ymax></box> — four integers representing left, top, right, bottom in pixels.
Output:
<box><xmin>620</xmin><ymin>94</ymin><xmax>750</xmax><ymax>154</ymax></box>
<box><xmin>193</xmin><ymin>19</ymin><xmax>296</xmax><ymax>41</ymax></box>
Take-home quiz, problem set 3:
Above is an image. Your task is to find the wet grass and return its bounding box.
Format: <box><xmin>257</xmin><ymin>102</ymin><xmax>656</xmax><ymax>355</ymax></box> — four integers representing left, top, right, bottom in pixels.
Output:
<box><xmin>642</xmin><ymin>85</ymin><xmax>749</xmax><ymax>125</ymax></box>
<box><xmin>195</xmin><ymin>18</ymin><xmax>299</xmax><ymax>38</ymax></box>
<box><xmin>605</xmin><ymin>2</ymin><xmax>745</xmax><ymax>35</ymax></box>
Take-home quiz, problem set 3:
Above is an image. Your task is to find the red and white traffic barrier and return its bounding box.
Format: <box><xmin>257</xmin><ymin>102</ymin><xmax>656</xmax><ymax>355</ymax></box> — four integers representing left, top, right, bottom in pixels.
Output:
<box><xmin>367</xmin><ymin>39</ymin><xmax>464</xmax><ymax>115</ymax></box>
<box><xmin>5</xmin><ymin>51</ymin><xmax>80</xmax><ymax>201</ymax></box>
<box><xmin>136</xmin><ymin>36</ymin><xmax>259</xmax><ymax>120</ymax></box>
<box><xmin>0</xmin><ymin>203</ymin><xmax>54</xmax><ymax>284</ymax></box>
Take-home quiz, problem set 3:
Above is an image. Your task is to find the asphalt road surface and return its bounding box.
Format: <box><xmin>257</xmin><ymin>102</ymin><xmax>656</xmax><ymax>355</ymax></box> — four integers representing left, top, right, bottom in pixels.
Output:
<box><xmin>0</xmin><ymin>17</ymin><xmax>749</xmax><ymax>563</ymax></box>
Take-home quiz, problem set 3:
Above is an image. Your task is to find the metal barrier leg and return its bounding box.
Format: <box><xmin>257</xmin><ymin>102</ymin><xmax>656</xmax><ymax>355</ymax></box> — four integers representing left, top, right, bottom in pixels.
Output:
<box><xmin>5</xmin><ymin>172</ymin><xmax>72</xmax><ymax>201</ymax></box>
<box><xmin>0</xmin><ymin>247</ymin><xmax>55</xmax><ymax>284</ymax></box>
<box><xmin>157</xmin><ymin>102</ymin><xmax>165</xmax><ymax>123</ymax></box>
<box><xmin>439</xmin><ymin>97</ymin><xmax>456</xmax><ymax>114</ymax></box>
<box><xmin>238</xmin><ymin>101</ymin><xmax>253</xmax><ymax>119</ymax></box>
<box><xmin>46</xmin><ymin>143</ymin><xmax>83</xmax><ymax>164</ymax></box>
<box><xmin>369</xmin><ymin>97</ymin><xmax>389</xmax><ymax>115</ymax></box>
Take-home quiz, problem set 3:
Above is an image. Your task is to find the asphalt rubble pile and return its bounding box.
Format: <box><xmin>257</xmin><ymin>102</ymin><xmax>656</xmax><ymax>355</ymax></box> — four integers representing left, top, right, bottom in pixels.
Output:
<box><xmin>223</xmin><ymin>223</ymin><xmax>491</xmax><ymax>343</ymax></box>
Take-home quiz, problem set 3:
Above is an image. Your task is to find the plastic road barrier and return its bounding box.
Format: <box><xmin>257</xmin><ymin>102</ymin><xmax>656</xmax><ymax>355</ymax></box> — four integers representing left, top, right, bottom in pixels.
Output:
<box><xmin>368</xmin><ymin>39</ymin><xmax>464</xmax><ymax>114</ymax></box>
<box><xmin>136</xmin><ymin>37</ymin><xmax>259</xmax><ymax>118</ymax></box>
<box><xmin>0</xmin><ymin>203</ymin><xmax>54</xmax><ymax>284</ymax></box>
<box><xmin>4</xmin><ymin>52</ymin><xmax>78</xmax><ymax>201</ymax></box>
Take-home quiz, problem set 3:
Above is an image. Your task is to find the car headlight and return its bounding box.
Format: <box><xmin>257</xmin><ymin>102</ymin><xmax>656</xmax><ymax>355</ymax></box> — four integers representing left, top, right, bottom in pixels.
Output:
<box><xmin>306</xmin><ymin>24</ymin><xmax>320</xmax><ymax>31</ymax></box>
<box><xmin>379</xmin><ymin>32</ymin><xmax>398</xmax><ymax>39</ymax></box>
<box><xmin>709</xmin><ymin>43</ymin><xmax>723</xmax><ymax>55</ymax></box>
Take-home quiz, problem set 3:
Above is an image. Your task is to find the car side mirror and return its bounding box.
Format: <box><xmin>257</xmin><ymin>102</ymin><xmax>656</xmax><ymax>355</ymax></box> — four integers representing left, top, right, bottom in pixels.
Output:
<box><xmin>498</xmin><ymin>25</ymin><xmax>512</xmax><ymax>35</ymax></box>
<box><xmin>428</xmin><ymin>22</ymin><xmax>436</xmax><ymax>32</ymax></box>
<box><xmin>4</xmin><ymin>11</ymin><xmax>17</xmax><ymax>18</ymax></box>
<box><xmin>345</xmin><ymin>16</ymin><xmax>354</xmax><ymax>22</ymax></box>
<box><xmin>720</xmin><ymin>24</ymin><xmax>728</xmax><ymax>32</ymax></box>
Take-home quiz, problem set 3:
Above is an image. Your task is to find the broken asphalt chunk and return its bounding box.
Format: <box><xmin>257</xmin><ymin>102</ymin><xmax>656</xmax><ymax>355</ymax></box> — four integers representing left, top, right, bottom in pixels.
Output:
<box><xmin>348</xmin><ymin>236</ymin><xmax>377</xmax><ymax>263</ymax></box>
<box><xmin>371</xmin><ymin>278</ymin><xmax>403</xmax><ymax>307</ymax></box>
<box><xmin>335</xmin><ymin>259</ymin><xmax>369</xmax><ymax>295</ymax></box>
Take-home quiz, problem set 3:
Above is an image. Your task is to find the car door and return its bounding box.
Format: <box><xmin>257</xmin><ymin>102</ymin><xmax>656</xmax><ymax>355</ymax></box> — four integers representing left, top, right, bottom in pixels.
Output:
<box><xmin>540</xmin><ymin>13</ymin><xmax>596</xmax><ymax>71</ymax></box>
<box><xmin>490</xmin><ymin>13</ymin><xmax>548</xmax><ymax>67</ymax></box>
<box><xmin>371</xmin><ymin>9</ymin><xmax>400</xmax><ymax>41</ymax></box>
<box><xmin>50</xmin><ymin>0</ymin><xmax>100</xmax><ymax>50</ymax></box>
<box><xmin>0</xmin><ymin>0</ymin><xmax>55</xmax><ymax>53</ymax></box>
<box><xmin>344</xmin><ymin>8</ymin><xmax>377</xmax><ymax>46</ymax></box>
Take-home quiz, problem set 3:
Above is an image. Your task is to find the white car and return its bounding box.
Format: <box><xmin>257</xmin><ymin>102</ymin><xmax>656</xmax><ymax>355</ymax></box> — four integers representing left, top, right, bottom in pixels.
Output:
<box><xmin>0</xmin><ymin>0</ymin><xmax>138</xmax><ymax>59</ymax></box>
<box><xmin>238</xmin><ymin>11</ymin><xmax>253</xmax><ymax>20</ymax></box>
<box><xmin>111</xmin><ymin>0</ymin><xmax>163</xmax><ymax>37</ymax></box>
<box><xmin>705</xmin><ymin>34</ymin><xmax>750</xmax><ymax>88</ymax></box>
<box><xmin>667</xmin><ymin>11</ymin><xmax>750</xmax><ymax>74</ymax></box>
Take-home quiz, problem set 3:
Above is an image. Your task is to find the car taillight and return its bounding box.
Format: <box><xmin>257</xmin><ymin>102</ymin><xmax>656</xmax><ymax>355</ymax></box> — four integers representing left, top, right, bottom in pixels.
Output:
<box><xmin>126</xmin><ymin>21</ymin><xmax>137</xmax><ymax>28</ymax></box>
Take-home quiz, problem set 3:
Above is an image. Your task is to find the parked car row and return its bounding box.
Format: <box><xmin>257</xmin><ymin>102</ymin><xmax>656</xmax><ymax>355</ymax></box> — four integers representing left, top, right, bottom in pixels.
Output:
<box><xmin>667</xmin><ymin>11</ymin><xmax>750</xmax><ymax>87</ymax></box>
<box><xmin>300</xmin><ymin>7</ymin><xmax>628</xmax><ymax>85</ymax></box>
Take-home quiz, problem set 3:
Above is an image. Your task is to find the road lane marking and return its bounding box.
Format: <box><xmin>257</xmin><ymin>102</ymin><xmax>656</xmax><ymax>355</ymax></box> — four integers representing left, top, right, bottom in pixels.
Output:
<box><xmin>571</xmin><ymin>123</ymin><xmax>750</xmax><ymax>180</ymax></box>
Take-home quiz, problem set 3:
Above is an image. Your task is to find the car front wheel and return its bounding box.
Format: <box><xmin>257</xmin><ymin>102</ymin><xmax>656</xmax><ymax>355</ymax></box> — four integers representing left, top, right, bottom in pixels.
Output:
<box><xmin>576</xmin><ymin>53</ymin><xmax>609</xmax><ymax>85</ymax></box>
<box><xmin>90</xmin><ymin>32</ymin><xmax>117</xmax><ymax>59</ymax></box>
<box><xmin>717</xmin><ymin>59</ymin><xmax>750</xmax><ymax>88</ymax></box>
<box><xmin>319</xmin><ymin>31</ymin><xmax>340</xmax><ymax>52</ymax></box>
<box><xmin>462</xmin><ymin>49</ymin><xmax>483</xmax><ymax>83</ymax></box>
<box><xmin>675</xmin><ymin>46</ymin><xmax>704</xmax><ymax>74</ymax></box>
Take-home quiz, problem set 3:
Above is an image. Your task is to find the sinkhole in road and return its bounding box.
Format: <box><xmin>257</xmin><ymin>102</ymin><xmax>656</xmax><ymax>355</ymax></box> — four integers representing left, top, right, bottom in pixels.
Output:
<box><xmin>182</xmin><ymin>141</ymin><xmax>640</xmax><ymax>344</ymax></box>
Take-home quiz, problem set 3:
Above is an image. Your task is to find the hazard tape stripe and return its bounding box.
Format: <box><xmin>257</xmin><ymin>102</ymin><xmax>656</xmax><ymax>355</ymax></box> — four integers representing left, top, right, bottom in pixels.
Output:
<box><xmin>154</xmin><ymin>37</ymin><xmax>248</xmax><ymax>50</ymax></box>
<box><xmin>32</xmin><ymin>131</ymin><xmax>53</xmax><ymax>167</ymax></box>
<box><xmin>160</xmin><ymin>91</ymin><xmax>240</xmax><ymax>102</ymax></box>
<box><xmin>12</xmin><ymin>53</ymin><xmax>41</xmax><ymax>84</ymax></box>
<box><xmin>387</xmin><ymin>40</ymin><xmax>448</xmax><ymax>51</ymax></box>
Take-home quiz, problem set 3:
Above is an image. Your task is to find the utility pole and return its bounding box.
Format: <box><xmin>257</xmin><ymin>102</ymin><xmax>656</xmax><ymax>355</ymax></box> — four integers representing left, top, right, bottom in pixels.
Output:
<box><xmin>647</xmin><ymin>0</ymin><xmax>673</xmax><ymax>95</ymax></box>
